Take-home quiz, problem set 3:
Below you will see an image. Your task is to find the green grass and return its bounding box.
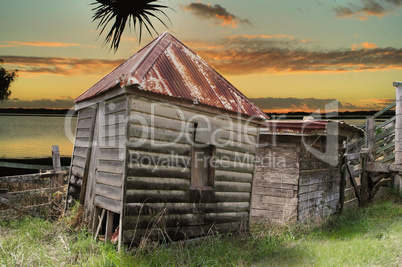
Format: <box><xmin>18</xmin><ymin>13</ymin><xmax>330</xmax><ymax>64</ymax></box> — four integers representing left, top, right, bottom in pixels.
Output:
<box><xmin>256</xmin><ymin>199</ymin><xmax>402</xmax><ymax>266</ymax></box>
<box><xmin>0</xmin><ymin>198</ymin><xmax>401</xmax><ymax>266</ymax></box>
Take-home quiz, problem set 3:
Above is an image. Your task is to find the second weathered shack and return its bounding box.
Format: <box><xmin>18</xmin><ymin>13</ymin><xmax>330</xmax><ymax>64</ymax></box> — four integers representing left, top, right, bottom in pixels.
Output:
<box><xmin>252</xmin><ymin>120</ymin><xmax>363</xmax><ymax>222</ymax></box>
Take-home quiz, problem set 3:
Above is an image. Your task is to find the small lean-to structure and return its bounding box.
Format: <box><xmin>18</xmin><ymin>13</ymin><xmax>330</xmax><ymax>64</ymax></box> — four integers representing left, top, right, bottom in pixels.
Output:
<box><xmin>66</xmin><ymin>32</ymin><xmax>269</xmax><ymax>248</ymax></box>
<box><xmin>252</xmin><ymin>120</ymin><xmax>363</xmax><ymax>223</ymax></box>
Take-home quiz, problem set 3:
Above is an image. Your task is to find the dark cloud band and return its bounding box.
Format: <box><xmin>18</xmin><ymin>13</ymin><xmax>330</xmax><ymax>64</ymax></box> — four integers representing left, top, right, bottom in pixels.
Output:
<box><xmin>1</xmin><ymin>56</ymin><xmax>124</xmax><ymax>76</ymax></box>
<box><xmin>334</xmin><ymin>0</ymin><xmax>402</xmax><ymax>19</ymax></box>
<box><xmin>192</xmin><ymin>36</ymin><xmax>402</xmax><ymax>75</ymax></box>
<box><xmin>181</xmin><ymin>2</ymin><xmax>251</xmax><ymax>27</ymax></box>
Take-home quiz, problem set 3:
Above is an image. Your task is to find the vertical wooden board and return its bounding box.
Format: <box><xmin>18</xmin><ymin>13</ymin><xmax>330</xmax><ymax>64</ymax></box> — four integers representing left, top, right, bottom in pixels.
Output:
<box><xmin>105</xmin><ymin>210</ymin><xmax>114</xmax><ymax>241</ymax></box>
<box><xmin>84</xmin><ymin>110</ymin><xmax>100</xmax><ymax>221</ymax></box>
<box><xmin>79</xmin><ymin>106</ymin><xmax>98</xmax><ymax>205</ymax></box>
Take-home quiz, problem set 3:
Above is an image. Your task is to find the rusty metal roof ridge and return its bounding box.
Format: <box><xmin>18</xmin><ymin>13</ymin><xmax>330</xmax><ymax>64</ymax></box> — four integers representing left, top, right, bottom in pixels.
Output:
<box><xmin>74</xmin><ymin>32</ymin><xmax>269</xmax><ymax>120</ymax></box>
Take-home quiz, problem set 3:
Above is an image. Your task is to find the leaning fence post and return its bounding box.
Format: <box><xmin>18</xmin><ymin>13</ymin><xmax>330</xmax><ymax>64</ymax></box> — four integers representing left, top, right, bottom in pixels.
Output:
<box><xmin>394</xmin><ymin>81</ymin><xmax>402</xmax><ymax>191</ymax></box>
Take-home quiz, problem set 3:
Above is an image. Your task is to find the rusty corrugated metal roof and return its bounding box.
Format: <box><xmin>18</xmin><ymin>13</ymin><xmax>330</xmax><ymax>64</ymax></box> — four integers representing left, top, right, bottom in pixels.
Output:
<box><xmin>75</xmin><ymin>32</ymin><xmax>269</xmax><ymax>120</ymax></box>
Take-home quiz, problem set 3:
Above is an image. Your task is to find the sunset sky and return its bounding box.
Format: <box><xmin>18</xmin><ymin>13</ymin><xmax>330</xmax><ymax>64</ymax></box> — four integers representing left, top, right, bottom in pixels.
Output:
<box><xmin>1</xmin><ymin>0</ymin><xmax>401</xmax><ymax>113</ymax></box>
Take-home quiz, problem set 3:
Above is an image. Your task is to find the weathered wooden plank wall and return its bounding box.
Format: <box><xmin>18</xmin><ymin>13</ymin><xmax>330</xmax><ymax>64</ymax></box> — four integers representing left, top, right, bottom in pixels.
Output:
<box><xmin>253</xmin><ymin>134</ymin><xmax>345</xmax><ymax>223</ymax></box>
<box><xmin>252</xmin><ymin>135</ymin><xmax>299</xmax><ymax>222</ymax></box>
<box><xmin>297</xmin><ymin>136</ymin><xmax>342</xmax><ymax>221</ymax></box>
<box><xmin>123</xmin><ymin>96</ymin><xmax>258</xmax><ymax>243</ymax></box>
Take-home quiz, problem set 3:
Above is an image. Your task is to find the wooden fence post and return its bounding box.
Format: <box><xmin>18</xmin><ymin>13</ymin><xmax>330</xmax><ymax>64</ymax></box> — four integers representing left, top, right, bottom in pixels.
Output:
<box><xmin>394</xmin><ymin>81</ymin><xmax>402</xmax><ymax>191</ymax></box>
<box><xmin>52</xmin><ymin>145</ymin><xmax>61</xmax><ymax>172</ymax></box>
<box><xmin>360</xmin><ymin>117</ymin><xmax>375</xmax><ymax>206</ymax></box>
<box><xmin>338</xmin><ymin>147</ymin><xmax>347</xmax><ymax>213</ymax></box>
<box><xmin>51</xmin><ymin>145</ymin><xmax>63</xmax><ymax>188</ymax></box>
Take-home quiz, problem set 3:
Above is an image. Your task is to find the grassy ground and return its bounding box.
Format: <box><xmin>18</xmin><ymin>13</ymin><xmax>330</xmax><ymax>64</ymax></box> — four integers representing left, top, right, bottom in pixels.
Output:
<box><xmin>0</xmin><ymin>196</ymin><xmax>401</xmax><ymax>266</ymax></box>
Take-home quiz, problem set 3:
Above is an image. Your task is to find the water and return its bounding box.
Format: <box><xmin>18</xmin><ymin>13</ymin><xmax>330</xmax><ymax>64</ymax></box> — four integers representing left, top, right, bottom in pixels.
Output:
<box><xmin>0</xmin><ymin>115</ymin><xmax>77</xmax><ymax>159</ymax></box>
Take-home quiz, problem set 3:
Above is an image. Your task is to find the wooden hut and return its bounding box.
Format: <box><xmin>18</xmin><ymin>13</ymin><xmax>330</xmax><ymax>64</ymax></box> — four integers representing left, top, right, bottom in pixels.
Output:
<box><xmin>252</xmin><ymin>120</ymin><xmax>363</xmax><ymax>222</ymax></box>
<box><xmin>66</xmin><ymin>32</ymin><xmax>269</xmax><ymax>247</ymax></box>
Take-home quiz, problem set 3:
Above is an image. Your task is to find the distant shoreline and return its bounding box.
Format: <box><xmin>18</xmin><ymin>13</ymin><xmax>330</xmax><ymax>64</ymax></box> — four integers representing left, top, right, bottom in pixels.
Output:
<box><xmin>0</xmin><ymin>108</ymin><xmax>77</xmax><ymax>117</ymax></box>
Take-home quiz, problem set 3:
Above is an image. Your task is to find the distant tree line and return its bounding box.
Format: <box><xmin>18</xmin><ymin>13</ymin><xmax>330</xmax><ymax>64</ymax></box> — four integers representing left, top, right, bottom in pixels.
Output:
<box><xmin>0</xmin><ymin>59</ymin><xmax>17</xmax><ymax>101</ymax></box>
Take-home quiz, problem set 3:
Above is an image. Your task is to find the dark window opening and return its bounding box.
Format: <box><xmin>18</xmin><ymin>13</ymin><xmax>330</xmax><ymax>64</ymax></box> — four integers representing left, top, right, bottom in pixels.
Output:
<box><xmin>191</xmin><ymin>123</ymin><xmax>216</xmax><ymax>189</ymax></box>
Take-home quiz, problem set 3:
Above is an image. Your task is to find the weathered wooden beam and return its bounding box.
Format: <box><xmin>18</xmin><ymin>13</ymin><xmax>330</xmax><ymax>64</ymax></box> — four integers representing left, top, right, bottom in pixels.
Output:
<box><xmin>346</xmin><ymin>152</ymin><xmax>364</xmax><ymax>161</ymax></box>
<box><xmin>379</xmin><ymin>153</ymin><xmax>395</xmax><ymax>163</ymax></box>
<box><xmin>123</xmin><ymin>212</ymin><xmax>249</xmax><ymax>229</ymax></box>
<box><xmin>375</xmin><ymin>126</ymin><xmax>395</xmax><ymax>142</ymax></box>
<box><xmin>346</xmin><ymin>162</ymin><xmax>361</xmax><ymax>203</ymax></box>
<box><xmin>375</xmin><ymin>116</ymin><xmax>396</xmax><ymax>131</ymax></box>
<box><xmin>124</xmin><ymin>202</ymin><xmax>250</xmax><ymax>216</ymax></box>
<box><xmin>376</xmin><ymin>141</ymin><xmax>395</xmax><ymax>154</ymax></box>
<box><xmin>3</xmin><ymin>187</ymin><xmax>63</xmax><ymax>200</ymax></box>
<box><xmin>372</xmin><ymin>101</ymin><xmax>396</xmax><ymax>119</ymax></box>
<box><xmin>0</xmin><ymin>161</ymin><xmax>53</xmax><ymax>170</ymax></box>
<box><xmin>365</xmin><ymin>162</ymin><xmax>390</xmax><ymax>173</ymax></box>
<box><xmin>94</xmin><ymin>209</ymin><xmax>106</xmax><ymax>241</ymax></box>
<box><xmin>0</xmin><ymin>173</ymin><xmax>49</xmax><ymax>184</ymax></box>
<box><xmin>389</xmin><ymin>164</ymin><xmax>402</xmax><ymax>172</ymax></box>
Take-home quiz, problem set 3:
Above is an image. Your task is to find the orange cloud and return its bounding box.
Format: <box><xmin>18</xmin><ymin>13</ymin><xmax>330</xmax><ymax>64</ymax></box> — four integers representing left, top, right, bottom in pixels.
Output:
<box><xmin>215</xmin><ymin>14</ymin><xmax>237</xmax><ymax>28</ymax></box>
<box><xmin>361</xmin><ymin>98</ymin><xmax>395</xmax><ymax>105</ymax></box>
<box><xmin>351</xmin><ymin>41</ymin><xmax>378</xmax><ymax>51</ymax></box>
<box><xmin>0</xmin><ymin>41</ymin><xmax>95</xmax><ymax>48</ymax></box>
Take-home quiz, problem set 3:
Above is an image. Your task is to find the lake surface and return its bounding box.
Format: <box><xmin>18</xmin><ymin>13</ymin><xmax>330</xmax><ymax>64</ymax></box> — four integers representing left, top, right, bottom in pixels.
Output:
<box><xmin>0</xmin><ymin>115</ymin><xmax>77</xmax><ymax>159</ymax></box>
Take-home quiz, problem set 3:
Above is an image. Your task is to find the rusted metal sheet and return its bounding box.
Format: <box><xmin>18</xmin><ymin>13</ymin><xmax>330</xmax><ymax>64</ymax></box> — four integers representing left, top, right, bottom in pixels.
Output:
<box><xmin>75</xmin><ymin>32</ymin><xmax>268</xmax><ymax>120</ymax></box>
<box><xmin>263</xmin><ymin>120</ymin><xmax>363</xmax><ymax>136</ymax></box>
